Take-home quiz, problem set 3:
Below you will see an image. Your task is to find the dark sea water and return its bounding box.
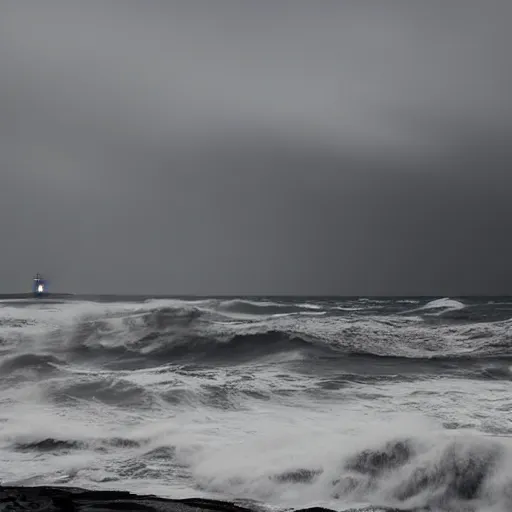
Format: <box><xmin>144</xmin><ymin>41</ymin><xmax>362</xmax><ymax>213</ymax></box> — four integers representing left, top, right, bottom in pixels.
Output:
<box><xmin>0</xmin><ymin>296</ymin><xmax>511</xmax><ymax>511</ymax></box>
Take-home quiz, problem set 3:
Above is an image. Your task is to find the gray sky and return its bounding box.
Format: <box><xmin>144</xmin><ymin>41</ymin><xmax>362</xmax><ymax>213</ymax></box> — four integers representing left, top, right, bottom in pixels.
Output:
<box><xmin>1</xmin><ymin>0</ymin><xmax>511</xmax><ymax>295</ymax></box>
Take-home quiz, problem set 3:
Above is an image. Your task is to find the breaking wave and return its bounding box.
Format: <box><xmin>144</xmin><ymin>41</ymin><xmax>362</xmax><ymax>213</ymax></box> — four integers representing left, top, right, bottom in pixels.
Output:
<box><xmin>189</xmin><ymin>433</ymin><xmax>512</xmax><ymax>511</ymax></box>
<box><xmin>6</xmin><ymin>418</ymin><xmax>512</xmax><ymax>511</ymax></box>
<box><xmin>420</xmin><ymin>297</ymin><xmax>466</xmax><ymax>313</ymax></box>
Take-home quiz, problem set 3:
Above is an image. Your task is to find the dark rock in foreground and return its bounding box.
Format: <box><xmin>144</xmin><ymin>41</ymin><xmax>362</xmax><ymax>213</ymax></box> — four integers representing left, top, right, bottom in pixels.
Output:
<box><xmin>0</xmin><ymin>486</ymin><xmax>250</xmax><ymax>512</ymax></box>
<box><xmin>0</xmin><ymin>485</ymin><xmax>415</xmax><ymax>512</ymax></box>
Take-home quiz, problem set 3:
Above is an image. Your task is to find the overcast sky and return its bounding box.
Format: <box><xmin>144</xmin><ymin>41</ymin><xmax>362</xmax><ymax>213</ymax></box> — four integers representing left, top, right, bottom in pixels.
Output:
<box><xmin>1</xmin><ymin>0</ymin><xmax>511</xmax><ymax>295</ymax></box>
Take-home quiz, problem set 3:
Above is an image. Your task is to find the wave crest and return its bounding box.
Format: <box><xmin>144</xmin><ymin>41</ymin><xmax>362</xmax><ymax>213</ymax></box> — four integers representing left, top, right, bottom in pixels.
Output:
<box><xmin>190</xmin><ymin>433</ymin><xmax>512</xmax><ymax>511</ymax></box>
<box><xmin>0</xmin><ymin>353</ymin><xmax>64</xmax><ymax>376</ymax></box>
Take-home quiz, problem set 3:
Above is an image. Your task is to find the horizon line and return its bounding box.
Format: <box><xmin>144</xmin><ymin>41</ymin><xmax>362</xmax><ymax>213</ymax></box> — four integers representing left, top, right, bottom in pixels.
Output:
<box><xmin>0</xmin><ymin>292</ymin><xmax>511</xmax><ymax>299</ymax></box>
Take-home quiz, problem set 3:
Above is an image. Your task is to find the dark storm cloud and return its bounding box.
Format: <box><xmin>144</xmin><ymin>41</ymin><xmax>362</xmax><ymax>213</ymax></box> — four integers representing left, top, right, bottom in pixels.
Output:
<box><xmin>1</xmin><ymin>0</ymin><xmax>511</xmax><ymax>294</ymax></box>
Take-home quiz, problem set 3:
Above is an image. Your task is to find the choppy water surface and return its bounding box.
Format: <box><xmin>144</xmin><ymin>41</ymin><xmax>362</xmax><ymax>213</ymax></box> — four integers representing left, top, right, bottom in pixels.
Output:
<box><xmin>0</xmin><ymin>296</ymin><xmax>511</xmax><ymax>511</ymax></box>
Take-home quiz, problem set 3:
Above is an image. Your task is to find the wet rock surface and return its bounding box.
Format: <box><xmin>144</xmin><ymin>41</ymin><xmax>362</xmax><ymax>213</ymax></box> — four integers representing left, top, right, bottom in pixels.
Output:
<box><xmin>0</xmin><ymin>486</ymin><xmax>416</xmax><ymax>512</ymax></box>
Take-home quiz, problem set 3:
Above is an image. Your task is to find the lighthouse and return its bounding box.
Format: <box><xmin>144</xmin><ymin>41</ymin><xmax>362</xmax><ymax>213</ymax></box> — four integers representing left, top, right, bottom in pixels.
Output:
<box><xmin>32</xmin><ymin>273</ymin><xmax>48</xmax><ymax>298</ymax></box>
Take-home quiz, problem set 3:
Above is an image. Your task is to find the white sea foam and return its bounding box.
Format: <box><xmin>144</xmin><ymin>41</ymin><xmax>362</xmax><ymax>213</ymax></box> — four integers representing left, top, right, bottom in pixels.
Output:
<box><xmin>409</xmin><ymin>297</ymin><xmax>466</xmax><ymax>315</ymax></box>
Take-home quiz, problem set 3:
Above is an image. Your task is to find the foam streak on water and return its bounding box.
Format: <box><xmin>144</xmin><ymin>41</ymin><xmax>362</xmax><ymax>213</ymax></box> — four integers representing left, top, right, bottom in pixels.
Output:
<box><xmin>0</xmin><ymin>295</ymin><xmax>511</xmax><ymax>511</ymax></box>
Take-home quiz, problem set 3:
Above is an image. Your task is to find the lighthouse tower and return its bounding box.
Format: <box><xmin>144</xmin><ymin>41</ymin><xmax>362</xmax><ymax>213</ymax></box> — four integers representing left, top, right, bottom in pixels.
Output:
<box><xmin>32</xmin><ymin>273</ymin><xmax>48</xmax><ymax>298</ymax></box>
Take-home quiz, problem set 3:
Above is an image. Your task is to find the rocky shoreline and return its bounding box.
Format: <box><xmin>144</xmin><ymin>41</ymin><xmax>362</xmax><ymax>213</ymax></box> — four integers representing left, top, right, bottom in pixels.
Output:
<box><xmin>0</xmin><ymin>485</ymin><xmax>414</xmax><ymax>512</ymax></box>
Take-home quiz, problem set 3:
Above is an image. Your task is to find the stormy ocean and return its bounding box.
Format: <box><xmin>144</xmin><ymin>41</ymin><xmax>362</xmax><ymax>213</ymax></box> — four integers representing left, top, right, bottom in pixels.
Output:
<box><xmin>0</xmin><ymin>296</ymin><xmax>511</xmax><ymax>512</ymax></box>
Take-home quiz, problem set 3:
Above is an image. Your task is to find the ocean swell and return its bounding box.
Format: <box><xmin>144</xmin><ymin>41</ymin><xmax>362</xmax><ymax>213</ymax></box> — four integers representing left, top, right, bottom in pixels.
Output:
<box><xmin>1</xmin><ymin>299</ymin><xmax>509</xmax><ymax>373</ymax></box>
